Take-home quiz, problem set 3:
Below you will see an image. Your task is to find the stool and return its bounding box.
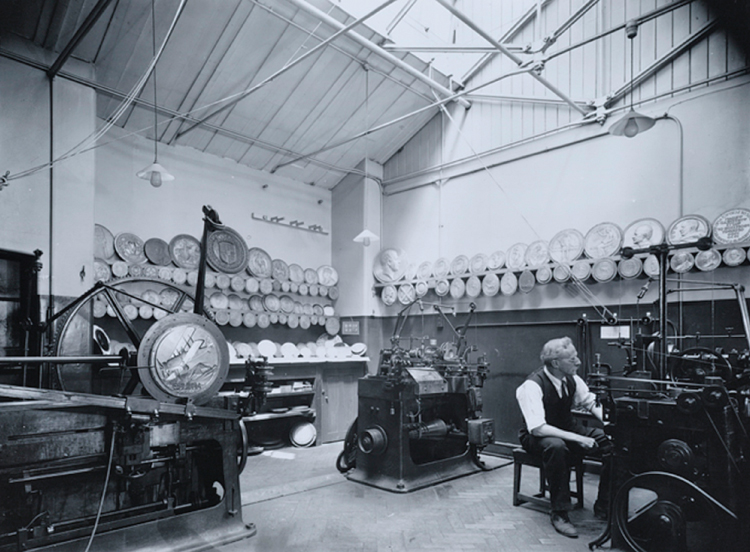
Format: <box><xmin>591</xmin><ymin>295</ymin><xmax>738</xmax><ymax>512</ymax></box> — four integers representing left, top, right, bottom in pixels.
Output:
<box><xmin>512</xmin><ymin>447</ymin><xmax>584</xmax><ymax>509</ymax></box>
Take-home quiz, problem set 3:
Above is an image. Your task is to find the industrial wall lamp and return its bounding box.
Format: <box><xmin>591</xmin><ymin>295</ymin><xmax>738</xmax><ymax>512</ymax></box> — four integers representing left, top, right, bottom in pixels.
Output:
<box><xmin>608</xmin><ymin>20</ymin><xmax>656</xmax><ymax>138</ymax></box>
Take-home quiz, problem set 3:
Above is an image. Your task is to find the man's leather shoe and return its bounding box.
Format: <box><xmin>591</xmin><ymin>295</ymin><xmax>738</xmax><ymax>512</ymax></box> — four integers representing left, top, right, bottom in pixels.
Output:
<box><xmin>594</xmin><ymin>500</ymin><xmax>609</xmax><ymax>520</ymax></box>
<box><xmin>551</xmin><ymin>512</ymin><xmax>578</xmax><ymax>538</ymax></box>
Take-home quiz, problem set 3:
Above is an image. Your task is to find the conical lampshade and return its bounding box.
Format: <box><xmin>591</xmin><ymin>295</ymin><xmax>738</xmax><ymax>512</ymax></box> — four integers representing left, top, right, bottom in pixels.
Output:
<box><xmin>137</xmin><ymin>162</ymin><xmax>174</xmax><ymax>188</ymax></box>
<box><xmin>608</xmin><ymin>110</ymin><xmax>656</xmax><ymax>138</ymax></box>
<box><xmin>353</xmin><ymin>229</ymin><xmax>380</xmax><ymax>247</ymax></box>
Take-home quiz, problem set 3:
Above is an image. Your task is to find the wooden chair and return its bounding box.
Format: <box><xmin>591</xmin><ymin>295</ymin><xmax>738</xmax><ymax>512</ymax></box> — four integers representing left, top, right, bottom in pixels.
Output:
<box><xmin>512</xmin><ymin>447</ymin><xmax>584</xmax><ymax>509</ymax></box>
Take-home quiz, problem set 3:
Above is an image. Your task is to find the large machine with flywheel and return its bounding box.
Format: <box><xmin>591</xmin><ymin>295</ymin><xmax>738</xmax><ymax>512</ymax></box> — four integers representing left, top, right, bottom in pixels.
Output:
<box><xmin>0</xmin><ymin>207</ymin><xmax>269</xmax><ymax>552</ymax></box>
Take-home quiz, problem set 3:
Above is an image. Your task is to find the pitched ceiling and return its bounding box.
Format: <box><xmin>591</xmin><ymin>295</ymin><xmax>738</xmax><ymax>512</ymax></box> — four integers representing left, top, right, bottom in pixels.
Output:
<box><xmin>0</xmin><ymin>0</ymin><xmax>464</xmax><ymax>190</ymax></box>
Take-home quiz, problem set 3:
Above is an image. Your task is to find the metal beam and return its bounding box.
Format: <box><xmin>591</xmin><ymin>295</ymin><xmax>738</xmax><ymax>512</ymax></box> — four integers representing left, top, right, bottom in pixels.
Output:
<box><xmin>384</xmin><ymin>46</ymin><xmax>525</xmax><ymax>54</ymax></box>
<box><xmin>47</xmin><ymin>0</ymin><xmax>116</xmax><ymax>79</ymax></box>
<box><xmin>175</xmin><ymin>0</ymin><xmax>401</xmax><ymax>140</ymax></box>
<box><xmin>605</xmin><ymin>20</ymin><xmax>718</xmax><ymax>108</ymax></box>
<box><xmin>272</xmin><ymin>67</ymin><xmax>530</xmax><ymax>172</ymax></box>
<box><xmin>285</xmin><ymin>0</ymin><xmax>470</xmax><ymax>109</ymax></box>
<box><xmin>433</xmin><ymin>0</ymin><xmax>588</xmax><ymax>116</ymax></box>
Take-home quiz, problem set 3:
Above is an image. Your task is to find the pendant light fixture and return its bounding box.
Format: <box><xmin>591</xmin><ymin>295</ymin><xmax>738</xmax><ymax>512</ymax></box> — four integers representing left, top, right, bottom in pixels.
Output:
<box><xmin>137</xmin><ymin>0</ymin><xmax>174</xmax><ymax>187</ymax></box>
<box><xmin>608</xmin><ymin>20</ymin><xmax>655</xmax><ymax>138</ymax></box>
<box><xmin>353</xmin><ymin>67</ymin><xmax>380</xmax><ymax>247</ymax></box>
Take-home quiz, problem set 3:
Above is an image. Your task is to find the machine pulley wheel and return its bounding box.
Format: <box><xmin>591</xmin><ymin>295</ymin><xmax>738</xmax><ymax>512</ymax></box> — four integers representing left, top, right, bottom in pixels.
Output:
<box><xmin>701</xmin><ymin>385</ymin><xmax>729</xmax><ymax>409</ymax></box>
<box><xmin>612</xmin><ymin>471</ymin><xmax>737</xmax><ymax>552</ymax></box>
<box><xmin>676</xmin><ymin>391</ymin><xmax>702</xmax><ymax>414</ymax></box>
<box><xmin>52</xmin><ymin>277</ymin><xmax>198</xmax><ymax>396</ymax></box>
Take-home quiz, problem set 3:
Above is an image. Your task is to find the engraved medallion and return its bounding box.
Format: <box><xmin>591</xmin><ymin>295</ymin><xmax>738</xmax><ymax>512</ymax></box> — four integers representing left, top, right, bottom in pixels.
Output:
<box><xmin>712</xmin><ymin>208</ymin><xmax>750</xmax><ymax>244</ymax></box>
<box><xmin>487</xmin><ymin>250</ymin><xmax>506</xmax><ymax>270</ymax></box>
<box><xmin>433</xmin><ymin>258</ymin><xmax>450</xmax><ymax>279</ymax></box>
<box><xmin>115</xmin><ymin>232</ymin><xmax>147</xmax><ymax>264</ymax></box>
<box><xmin>506</xmin><ymin>243</ymin><xmax>528</xmax><ymax>271</ymax></box>
<box><xmin>618</xmin><ymin>257</ymin><xmax>642</xmax><ymax>279</ymax></box>
<box><xmin>317</xmin><ymin>265</ymin><xmax>338</xmax><ymax>287</ymax></box>
<box><xmin>466</xmin><ymin>275</ymin><xmax>482</xmax><ymax>297</ymax></box>
<box><xmin>169</xmin><ymin>234</ymin><xmax>201</xmax><ymax>270</ymax></box>
<box><xmin>622</xmin><ymin>218</ymin><xmax>665</xmax><ymax>249</ymax></box>
<box><xmin>667</xmin><ymin>214</ymin><xmax>711</xmax><ymax>245</ymax></box>
<box><xmin>592</xmin><ymin>258</ymin><xmax>617</xmax><ymax>282</ymax></box>
<box><xmin>381</xmin><ymin>284</ymin><xmax>397</xmax><ymax>306</ymax></box>
<box><xmin>536</xmin><ymin>266</ymin><xmax>552</xmax><ymax>284</ymax></box>
<box><xmin>450</xmin><ymin>255</ymin><xmax>470</xmax><ymax>276</ymax></box>
<box><xmin>670</xmin><ymin>251</ymin><xmax>694</xmax><ymax>273</ymax></box>
<box><xmin>571</xmin><ymin>260</ymin><xmax>591</xmax><ymax>281</ymax></box>
<box><xmin>518</xmin><ymin>270</ymin><xmax>535</xmax><ymax>293</ymax></box>
<box><xmin>95</xmin><ymin>224</ymin><xmax>117</xmax><ymax>262</ymax></box>
<box><xmin>373</xmin><ymin>248</ymin><xmax>408</xmax><ymax>283</ymax></box>
<box><xmin>417</xmin><ymin>261</ymin><xmax>433</xmax><ymax>280</ymax></box>
<box><xmin>695</xmin><ymin>249</ymin><xmax>721</xmax><ymax>272</ymax></box>
<box><xmin>549</xmin><ymin>229</ymin><xmax>585</xmax><ymax>263</ymax></box>
<box><xmin>722</xmin><ymin>247</ymin><xmax>746</xmax><ymax>266</ymax></box>
<box><xmin>584</xmin><ymin>223</ymin><xmax>622</xmax><ymax>259</ymax></box>
<box><xmin>272</xmin><ymin>259</ymin><xmax>290</xmax><ymax>282</ymax></box>
<box><xmin>500</xmin><ymin>271</ymin><xmax>518</xmax><ymax>295</ymax></box>
<box><xmin>449</xmin><ymin>278</ymin><xmax>465</xmax><ymax>299</ymax></box>
<box><xmin>525</xmin><ymin>241</ymin><xmax>550</xmax><ymax>268</ymax></box>
<box><xmin>482</xmin><ymin>272</ymin><xmax>500</xmax><ymax>296</ymax></box>
<box><xmin>288</xmin><ymin>263</ymin><xmax>305</xmax><ymax>284</ymax></box>
<box><xmin>470</xmin><ymin>253</ymin><xmax>488</xmax><ymax>274</ymax></box>
<box><xmin>246</xmin><ymin>247</ymin><xmax>273</xmax><ymax>278</ymax></box>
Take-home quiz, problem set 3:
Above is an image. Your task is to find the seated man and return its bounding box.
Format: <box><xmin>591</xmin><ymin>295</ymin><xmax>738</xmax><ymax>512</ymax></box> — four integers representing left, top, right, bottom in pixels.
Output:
<box><xmin>516</xmin><ymin>336</ymin><xmax>612</xmax><ymax>538</ymax></box>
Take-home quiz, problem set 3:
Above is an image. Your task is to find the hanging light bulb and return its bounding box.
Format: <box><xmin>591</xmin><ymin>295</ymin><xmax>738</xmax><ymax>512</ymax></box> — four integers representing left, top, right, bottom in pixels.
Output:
<box><xmin>137</xmin><ymin>0</ymin><xmax>173</xmax><ymax>187</ymax></box>
<box><xmin>608</xmin><ymin>20</ymin><xmax>655</xmax><ymax>138</ymax></box>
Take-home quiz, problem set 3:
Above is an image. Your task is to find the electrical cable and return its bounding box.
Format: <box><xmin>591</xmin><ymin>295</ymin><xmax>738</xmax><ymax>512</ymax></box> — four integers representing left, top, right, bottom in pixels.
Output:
<box><xmin>83</xmin><ymin>425</ymin><xmax>117</xmax><ymax>552</ymax></box>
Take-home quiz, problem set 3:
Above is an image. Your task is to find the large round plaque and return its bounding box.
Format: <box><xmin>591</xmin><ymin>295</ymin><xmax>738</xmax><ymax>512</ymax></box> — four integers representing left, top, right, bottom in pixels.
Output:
<box><xmin>449</xmin><ymin>278</ymin><xmax>465</xmax><ymax>299</ymax></box>
<box><xmin>95</xmin><ymin>224</ymin><xmax>117</xmax><ymax>262</ymax></box>
<box><xmin>592</xmin><ymin>258</ymin><xmax>617</xmax><ymax>283</ymax></box>
<box><xmin>115</xmin><ymin>232</ymin><xmax>147</xmax><ymax>264</ymax></box>
<box><xmin>246</xmin><ymin>247</ymin><xmax>273</xmax><ymax>278</ymax></box>
<box><xmin>584</xmin><ymin>223</ymin><xmax>622</xmax><ymax>259</ymax></box>
<box><xmin>137</xmin><ymin>312</ymin><xmax>229</xmax><ymax>405</ymax></box>
<box><xmin>466</xmin><ymin>275</ymin><xmax>481</xmax><ymax>298</ymax></box>
<box><xmin>206</xmin><ymin>227</ymin><xmax>248</xmax><ymax>274</ymax></box>
<box><xmin>500</xmin><ymin>272</ymin><xmax>518</xmax><ymax>295</ymax></box>
<box><xmin>381</xmin><ymin>285</ymin><xmax>397</xmax><ymax>306</ymax></box>
<box><xmin>622</xmin><ymin>218</ymin><xmax>665</xmax><ymax>249</ymax></box>
<box><xmin>482</xmin><ymin>273</ymin><xmax>500</xmax><ymax>296</ymax></box>
<box><xmin>373</xmin><ymin>248</ymin><xmax>408</xmax><ymax>283</ymax></box>
<box><xmin>487</xmin><ymin>250</ymin><xmax>506</xmax><ymax>270</ymax></box>
<box><xmin>417</xmin><ymin>261</ymin><xmax>433</xmax><ymax>280</ymax></box>
<box><xmin>549</xmin><ymin>229</ymin><xmax>585</xmax><ymax>263</ymax></box>
<box><xmin>695</xmin><ymin>249</ymin><xmax>721</xmax><ymax>272</ymax></box>
<box><xmin>667</xmin><ymin>214</ymin><xmax>711</xmax><ymax>245</ymax></box>
<box><xmin>506</xmin><ymin>243</ymin><xmax>528</xmax><ymax>271</ymax></box>
<box><xmin>272</xmin><ymin>259</ymin><xmax>290</xmax><ymax>282</ymax></box>
<box><xmin>525</xmin><ymin>241</ymin><xmax>550</xmax><ymax>268</ymax></box>
<box><xmin>169</xmin><ymin>234</ymin><xmax>201</xmax><ymax>270</ymax></box>
<box><xmin>144</xmin><ymin>238</ymin><xmax>172</xmax><ymax>266</ymax></box>
<box><xmin>398</xmin><ymin>283</ymin><xmax>416</xmax><ymax>305</ymax></box>
<box><xmin>670</xmin><ymin>252</ymin><xmax>694</xmax><ymax>273</ymax></box>
<box><xmin>723</xmin><ymin>247</ymin><xmax>746</xmax><ymax>266</ymax></box>
<box><xmin>433</xmin><ymin>258</ymin><xmax>450</xmax><ymax>279</ymax></box>
<box><xmin>712</xmin><ymin>208</ymin><xmax>750</xmax><ymax>244</ymax></box>
<box><xmin>469</xmin><ymin>254</ymin><xmax>488</xmax><ymax>275</ymax></box>
<box><xmin>450</xmin><ymin>255</ymin><xmax>469</xmax><ymax>276</ymax></box>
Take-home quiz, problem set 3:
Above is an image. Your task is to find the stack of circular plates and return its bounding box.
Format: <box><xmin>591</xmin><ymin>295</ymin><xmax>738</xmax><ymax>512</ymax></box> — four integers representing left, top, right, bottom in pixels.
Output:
<box><xmin>618</xmin><ymin>257</ymin><xmax>643</xmax><ymax>279</ymax></box>
<box><xmin>450</xmin><ymin>255</ymin><xmax>469</xmax><ymax>276</ymax></box>
<box><xmin>670</xmin><ymin>251</ymin><xmax>694</xmax><ymax>273</ymax></box>
<box><xmin>206</xmin><ymin>227</ymin><xmax>248</xmax><ymax>274</ymax></box>
<box><xmin>695</xmin><ymin>249</ymin><xmax>721</xmax><ymax>271</ymax></box>
<box><xmin>487</xmin><ymin>250</ymin><xmax>506</xmax><ymax>270</ymax></box>
<box><xmin>536</xmin><ymin>266</ymin><xmax>552</xmax><ymax>284</ymax></box>
<box><xmin>667</xmin><ymin>214</ymin><xmax>711</xmax><ymax>245</ymax></box>
<box><xmin>500</xmin><ymin>272</ymin><xmax>518</xmax><ymax>295</ymax></box>
<box><xmin>466</xmin><ymin>275</ymin><xmax>481</xmax><ymax>297</ymax></box>
<box><xmin>482</xmin><ymin>272</ymin><xmax>500</xmax><ymax>296</ymax></box>
<box><xmin>549</xmin><ymin>229</ymin><xmax>585</xmax><ymax>263</ymax></box>
<box><xmin>169</xmin><ymin>234</ymin><xmax>201</xmax><ymax>270</ymax></box>
<box><xmin>433</xmin><ymin>258</ymin><xmax>450</xmax><ymax>279</ymax></box>
<box><xmin>592</xmin><ymin>258</ymin><xmax>617</xmax><ymax>282</ymax></box>
<box><xmin>518</xmin><ymin>270</ymin><xmax>535</xmax><ymax>293</ymax></box>
<box><xmin>381</xmin><ymin>285</ymin><xmax>397</xmax><ymax>305</ymax></box>
<box><xmin>524</xmin><ymin>241</ymin><xmax>550</xmax><ymax>268</ymax></box>
<box><xmin>712</xmin><ymin>208</ymin><xmax>750</xmax><ymax>244</ymax></box>
<box><xmin>722</xmin><ymin>247</ymin><xmax>746</xmax><ymax>266</ymax></box>
<box><xmin>583</xmin><ymin>223</ymin><xmax>621</xmax><ymax>259</ymax></box>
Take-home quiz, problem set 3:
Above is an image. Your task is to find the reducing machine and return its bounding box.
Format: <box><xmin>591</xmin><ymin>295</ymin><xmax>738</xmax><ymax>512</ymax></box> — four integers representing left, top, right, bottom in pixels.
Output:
<box><xmin>343</xmin><ymin>302</ymin><xmax>494</xmax><ymax>492</ymax></box>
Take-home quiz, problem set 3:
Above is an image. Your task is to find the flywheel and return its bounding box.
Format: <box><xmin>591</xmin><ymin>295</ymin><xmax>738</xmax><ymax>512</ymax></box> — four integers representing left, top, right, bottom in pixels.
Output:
<box><xmin>52</xmin><ymin>277</ymin><xmax>201</xmax><ymax>397</ymax></box>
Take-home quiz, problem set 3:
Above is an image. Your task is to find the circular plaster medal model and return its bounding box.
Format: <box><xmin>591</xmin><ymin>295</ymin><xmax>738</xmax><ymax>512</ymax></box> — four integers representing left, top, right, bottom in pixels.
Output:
<box><xmin>712</xmin><ymin>208</ymin><xmax>750</xmax><ymax>245</ymax></box>
<box><xmin>95</xmin><ymin>224</ymin><xmax>117</xmax><ymax>262</ymax></box>
<box><xmin>592</xmin><ymin>258</ymin><xmax>617</xmax><ymax>283</ymax></box>
<box><xmin>469</xmin><ymin>254</ymin><xmax>488</xmax><ymax>275</ymax></box>
<box><xmin>115</xmin><ymin>232</ymin><xmax>147</xmax><ymax>265</ymax></box>
<box><xmin>670</xmin><ymin>252</ymin><xmax>694</xmax><ymax>273</ymax></box>
<box><xmin>695</xmin><ymin>249</ymin><xmax>721</xmax><ymax>272</ymax></box>
<box><xmin>506</xmin><ymin>244</ymin><xmax>528</xmax><ymax>271</ymax></box>
<box><xmin>536</xmin><ymin>266</ymin><xmax>552</xmax><ymax>284</ymax></box>
<box><xmin>206</xmin><ymin>227</ymin><xmax>248</xmax><ymax>274</ymax></box>
<box><xmin>549</xmin><ymin>229</ymin><xmax>585</xmax><ymax>263</ymax></box>
<box><xmin>722</xmin><ymin>247</ymin><xmax>746</xmax><ymax>266</ymax></box>
<box><xmin>571</xmin><ymin>260</ymin><xmax>591</xmax><ymax>281</ymax></box>
<box><xmin>500</xmin><ymin>271</ymin><xmax>518</xmax><ymax>295</ymax></box>
<box><xmin>137</xmin><ymin>313</ymin><xmax>229</xmax><ymax>405</ymax></box>
<box><xmin>169</xmin><ymin>234</ymin><xmax>201</xmax><ymax>270</ymax></box>
<box><xmin>481</xmin><ymin>273</ymin><xmax>500</xmax><ymax>296</ymax></box>
<box><xmin>524</xmin><ymin>241</ymin><xmax>550</xmax><ymax>268</ymax></box>
<box><xmin>450</xmin><ymin>255</ymin><xmax>469</xmax><ymax>276</ymax></box>
<box><xmin>373</xmin><ymin>248</ymin><xmax>408</xmax><ymax>283</ymax></box>
<box><xmin>246</xmin><ymin>247</ymin><xmax>273</xmax><ymax>279</ymax></box>
<box><xmin>622</xmin><ymin>218</ymin><xmax>665</xmax><ymax>249</ymax></box>
<box><xmin>583</xmin><ymin>223</ymin><xmax>622</xmax><ymax>259</ymax></box>
<box><xmin>667</xmin><ymin>214</ymin><xmax>711</xmax><ymax>245</ymax></box>
<box><xmin>434</xmin><ymin>279</ymin><xmax>450</xmax><ymax>297</ymax></box>
<box><xmin>466</xmin><ymin>276</ymin><xmax>481</xmax><ymax>298</ymax></box>
<box><xmin>272</xmin><ymin>259</ymin><xmax>290</xmax><ymax>282</ymax></box>
<box><xmin>449</xmin><ymin>278</ymin><xmax>466</xmax><ymax>299</ymax></box>
<box><xmin>433</xmin><ymin>257</ymin><xmax>450</xmax><ymax>279</ymax></box>
<box><xmin>487</xmin><ymin>250</ymin><xmax>506</xmax><ymax>270</ymax></box>
<box><xmin>518</xmin><ymin>270</ymin><xmax>535</xmax><ymax>293</ymax></box>
<box><xmin>398</xmin><ymin>283</ymin><xmax>416</xmax><ymax>305</ymax></box>
<box><xmin>381</xmin><ymin>285</ymin><xmax>397</xmax><ymax>306</ymax></box>
<box><xmin>618</xmin><ymin>257</ymin><xmax>643</xmax><ymax>279</ymax></box>
<box><xmin>417</xmin><ymin>261</ymin><xmax>433</xmax><ymax>280</ymax></box>
<box><xmin>643</xmin><ymin>254</ymin><xmax>660</xmax><ymax>277</ymax></box>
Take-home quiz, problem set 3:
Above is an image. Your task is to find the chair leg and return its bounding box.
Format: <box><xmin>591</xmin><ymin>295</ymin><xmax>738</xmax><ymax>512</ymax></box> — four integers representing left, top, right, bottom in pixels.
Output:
<box><xmin>576</xmin><ymin>461</ymin><xmax>585</xmax><ymax>507</ymax></box>
<box><xmin>513</xmin><ymin>461</ymin><xmax>522</xmax><ymax>506</ymax></box>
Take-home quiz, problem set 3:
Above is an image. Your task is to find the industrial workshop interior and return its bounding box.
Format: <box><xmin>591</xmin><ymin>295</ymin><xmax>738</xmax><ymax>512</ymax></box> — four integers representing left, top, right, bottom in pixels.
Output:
<box><xmin>1</xmin><ymin>0</ymin><xmax>750</xmax><ymax>550</ymax></box>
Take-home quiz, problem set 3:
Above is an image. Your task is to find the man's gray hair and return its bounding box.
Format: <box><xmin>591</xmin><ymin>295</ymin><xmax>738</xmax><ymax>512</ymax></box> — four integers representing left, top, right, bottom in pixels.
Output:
<box><xmin>540</xmin><ymin>336</ymin><xmax>574</xmax><ymax>365</ymax></box>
